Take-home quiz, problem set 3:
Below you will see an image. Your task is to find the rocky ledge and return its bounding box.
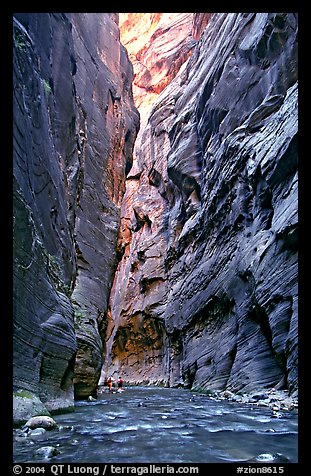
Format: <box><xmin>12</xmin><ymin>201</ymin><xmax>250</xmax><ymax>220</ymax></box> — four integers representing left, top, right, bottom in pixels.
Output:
<box><xmin>207</xmin><ymin>388</ymin><xmax>298</xmax><ymax>412</ymax></box>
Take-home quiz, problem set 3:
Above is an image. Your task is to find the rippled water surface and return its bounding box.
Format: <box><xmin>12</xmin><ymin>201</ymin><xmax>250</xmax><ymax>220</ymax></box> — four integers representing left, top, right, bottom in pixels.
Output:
<box><xmin>13</xmin><ymin>387</ymin><xmax>298</xmax><ymax>463</ymax></box>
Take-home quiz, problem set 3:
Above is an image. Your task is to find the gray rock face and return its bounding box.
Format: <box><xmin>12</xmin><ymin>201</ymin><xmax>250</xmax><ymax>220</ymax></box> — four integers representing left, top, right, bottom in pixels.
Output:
<box><xmin>13</xmin><ymin>12</ymin><xmax>139</xmax><ymax>419</ymax></box>
<box><xmin>13</xmin><ymin>391</ymin><xmax>51</xmax><ymax>426</ymax></box>
<box><xmin>107</xmin><ymin>13</ymin><xmax>298</xmax><ymax>395</ymax></box>
<box><xmin>68</xmin><ymin>14</ymin><xmax>139</xmax><ymax>399</ymax></box>
<box><xmin>13</xmin><ymin>14</ymin><xmax>78</xmax><ymax>417</ymax></box>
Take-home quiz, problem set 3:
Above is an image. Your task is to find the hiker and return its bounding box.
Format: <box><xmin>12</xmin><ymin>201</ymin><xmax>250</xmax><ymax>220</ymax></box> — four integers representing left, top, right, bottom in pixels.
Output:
<box><xmin>117</xmin><ymin>376</ymin><xmax>124</xmax><ymax>392</ymax></box>
<box><xmin>107</xmin><ymin>377</ymin><xmax>113</xmax><ymax>393</ymax></box>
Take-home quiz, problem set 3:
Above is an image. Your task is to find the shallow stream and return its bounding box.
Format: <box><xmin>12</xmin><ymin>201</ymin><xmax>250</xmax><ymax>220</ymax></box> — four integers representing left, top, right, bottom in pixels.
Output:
<box><xmin>13</xmin><ymin>386</ymin><xmax>298</xmax><ymax>463</ymax></box>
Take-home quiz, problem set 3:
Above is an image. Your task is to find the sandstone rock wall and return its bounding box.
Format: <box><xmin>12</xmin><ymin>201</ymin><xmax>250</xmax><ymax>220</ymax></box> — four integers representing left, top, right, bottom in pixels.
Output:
<box><xmin>13</xmin><ymin>12</ymin><xmax>139</xmax><ymax>421</ymax></box>
<box><xmin>103</xmin><ymin>12</ymin><xmax>200</xmax><ymax>384</ymax></box>
<box><xmin>108</xmin><ymin>13</ymin><xmax>298</xmax><ymax>395</ymax></box>
<box><xmin>68</xmin><ymin>14</ymin><xmax>139</xmax><ymax>399</ymax></box>
<box><xmin>119</xmin><ymin>13</ymin><xmax>196</xmax><ymax>130</ymax></box>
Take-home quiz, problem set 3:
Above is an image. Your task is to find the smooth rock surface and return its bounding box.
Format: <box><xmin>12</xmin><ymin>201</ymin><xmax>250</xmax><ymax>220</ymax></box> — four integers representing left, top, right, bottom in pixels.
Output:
<box><xmin>13</xmin><ymin>12</ymin><xmax>139</xmax><ymax>418</ymax></box>
<box><xmin>34</xmin><ymin>446</ymin><xmax>60</xmax><ymax>459</ymax></box>
<box><xmin>24</xmin><ymin>416</ymin><xmax>58</xmax><ymax>430</ymax></box>
<box><xmin>107</xmin><ymin>13</ymin><xmax>298</xmax><ymax>395</ymax></box>
<box><xmin>247</xmin><ymin>453</ymin><xmax>290</xmax><ymax>463</ymax></box>
<box><xmin>68</xmin><ymin>13</ymin><xmax>139</xmax><ymax>399</ymax></box>
<box><xmin>102</xmin><ymin>12</ymin><xmax>209</xmax><ymax>385</ymax></box>
<box><xmin>29</xmin><ymin>428</ymin><xmax>47</xmax><ymax>436</ymax></box>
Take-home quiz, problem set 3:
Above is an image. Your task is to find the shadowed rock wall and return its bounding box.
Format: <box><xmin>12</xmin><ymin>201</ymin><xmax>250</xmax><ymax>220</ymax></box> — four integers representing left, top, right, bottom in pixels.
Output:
<box><xmin>13</xmin><ymin>12</ymin><xmax>139</xmax><ymax>422</ymax></box>
<box><xmin>107</xmin><ymin>13</ymin><xmax>298</xmax><ymax>395</ymax></box>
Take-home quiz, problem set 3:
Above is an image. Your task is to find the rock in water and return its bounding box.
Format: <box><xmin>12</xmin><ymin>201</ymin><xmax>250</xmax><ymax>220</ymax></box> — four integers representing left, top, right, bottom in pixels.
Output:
<box><xmin>35</xmin><ymin>446</ymin><xmax>60</xmax><ymax>459</ymax></box>
<box><xmin>29</xmin><ymin>427</ymin><xmax>47</xmax><ymax>436</ymax></box>
<box><xmin>24</xmin><ymin>416</ymin><xmax>57</xmax><ymax>430</ymax></box>
<box><xmin>13</xmin><ymin>391</ymin><xmax>51</xmax><ymax>426</ymax></box>
<box><xmin>87</xmin><ymin>396</ymin><xmax>97</xmax><ymax>402</ymax></box>
<box><xmin>249</xmin><ymin>453</ymin><xmax>290</xmax><ymax>463</ymax></box>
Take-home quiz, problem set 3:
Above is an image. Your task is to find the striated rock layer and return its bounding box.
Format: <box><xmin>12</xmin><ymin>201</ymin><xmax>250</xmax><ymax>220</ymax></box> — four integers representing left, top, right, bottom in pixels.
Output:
<box><xmin>13</xmin><ymin>12</ymin><xmax>139</xmax><ymax>421</ymax></box>
<box><xmin>107</xmin><ymin>13</ymin><xmax>298</xmax><ymax>395</ymax></box>
<box><xmin>102</xmin><ymin>12</ymin><xmax>201</xmax><ymax>383</ymax></box>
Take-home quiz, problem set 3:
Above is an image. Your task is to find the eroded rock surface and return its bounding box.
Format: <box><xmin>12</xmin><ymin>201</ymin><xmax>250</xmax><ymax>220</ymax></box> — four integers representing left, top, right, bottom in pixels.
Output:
<box><xmin>108</xmin><ymin>13</ymin><xmax>298</xmax><ymax>395</ymax></box>
<box><xmin>13</xmin><ymin>12</ymin><xmax>139</xmax><ymax>419</ymax></box>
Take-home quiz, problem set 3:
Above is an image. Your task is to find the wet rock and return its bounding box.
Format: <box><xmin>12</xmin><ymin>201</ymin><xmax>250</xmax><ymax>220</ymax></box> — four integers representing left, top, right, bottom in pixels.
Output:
<box><xmin>29</xmin><ymin>428</ymin><xmax>47</xmax><ymax>436</ymax></box>
<box><xmin>24</xmin><ymin>416</ymin><xmax>58</xmax><ymax>431</ymax></box>
<box><xmin>35</xmin><ymin>446</ymin><xmax>60</xmax><ymax>459</ymax></box>
<box><xmin>250</xmin><ymin>392</ymin><xmax>268</xmax><ymax>401</ymax></box>
<box><xmin>16</xmin><ymin>427</ymin><xmax>31</xmax><ymax>438</ymax></box>
<box><xmin>223</xmin><ymin>390</ymin><xmax>234</xmax><ymax>399</ymax></box>
<box><xmin>230</xmin><ymin>395</ymin><xmax>243</xmax><ymax>403</ymax></box>
<box><xmin>248</xmin><ymin>453</ymin><xmax>290</xmax><ymax>463</ymax></box>
<box><xmin>272</xmin><ymin>411</ymin><xmax>284</xmax><ymax>419</ymax></box>
<box><xmin>58</xmin><ymin>425</ymin><xmax>74</xmax><ymax>432</ymax></box>
<box><xmin>87</xmin><ymin>396</ymin><xmax>97</xmax><ymax>402</ymax></box>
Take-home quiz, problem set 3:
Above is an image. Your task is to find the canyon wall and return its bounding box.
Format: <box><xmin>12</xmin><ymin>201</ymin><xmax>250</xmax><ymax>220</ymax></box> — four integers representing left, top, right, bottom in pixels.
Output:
<box><xmin>13</xmin><ymin>12</ymin><xmax>298</xmax><ymax>425</ymax></box>
<box><xmin>107</xmin><ymin>13</ymin><xmax>298</xmax><ymax>395</ymax></box>
<box><xmin>13</xmin><ymin>13</ymin><xmax>138</xmax><ymax>422</ymax></box>
<box><xmin>119</xmin><ymin>13</ymin><xmax>197</xmax><ymax>129</ymax></box>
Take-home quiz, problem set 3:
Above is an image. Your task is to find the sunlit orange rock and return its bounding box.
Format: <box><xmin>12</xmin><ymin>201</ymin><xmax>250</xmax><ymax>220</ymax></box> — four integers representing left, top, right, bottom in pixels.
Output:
<box><xmin>120</xmin><ymin>13</ymin><xmax>195</xmax><ymax>128</ymax></box>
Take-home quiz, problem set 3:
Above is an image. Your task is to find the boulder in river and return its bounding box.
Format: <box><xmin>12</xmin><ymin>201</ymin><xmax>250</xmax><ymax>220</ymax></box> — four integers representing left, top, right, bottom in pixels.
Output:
<box><xmin>248</xmin><ymin>453</ymin><xmax>291</xmax><ymax>463</ymax></box>
<box><xmin>29</xmin><ymin>427</ymin><xmax>47</xmax><ymax>436</ymax></box>
<box><xmin>35</xmin><ymin>446</ymin><xmax>60</xmax><ymax>459</ymax></box>
<box><xmin>24</xmin><ymin>415</ymin><xmax>58</xmax><ymax>430</ymax></box>
<box><xmin>87</xmin><ymin>396</ymin><xmax>97</xmax><ymax>402</ymax></box>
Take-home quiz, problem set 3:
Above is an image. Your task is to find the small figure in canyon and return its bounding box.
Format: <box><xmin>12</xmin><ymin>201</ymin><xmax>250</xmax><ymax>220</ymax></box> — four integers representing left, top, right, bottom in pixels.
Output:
<box><xmin>117</xmin><ymin>376</ymin><xmax>124</xmax><ymax>392</ymax></box>
<box><xmin>107</xmin><ymin>377</ymin><xmax>113</xmax><ymax>393</ymax></box>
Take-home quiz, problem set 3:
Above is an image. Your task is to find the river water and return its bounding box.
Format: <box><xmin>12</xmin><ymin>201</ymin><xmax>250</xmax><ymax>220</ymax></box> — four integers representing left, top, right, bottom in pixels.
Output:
<box><xmin>13</xmin><ymin>386</ymin><xmax>298</xmax><ymax>463</ymax></box>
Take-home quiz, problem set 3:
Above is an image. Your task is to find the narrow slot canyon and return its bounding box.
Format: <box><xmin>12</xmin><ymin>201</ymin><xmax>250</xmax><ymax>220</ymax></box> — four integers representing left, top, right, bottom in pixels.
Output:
<box><xmin>13</xmin><ymin>13</ymin><xmax>298</xmax><ymax>464</ymax></box>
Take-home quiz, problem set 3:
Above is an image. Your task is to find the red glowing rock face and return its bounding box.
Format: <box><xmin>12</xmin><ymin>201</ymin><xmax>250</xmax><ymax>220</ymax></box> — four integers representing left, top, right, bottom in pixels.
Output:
<box><xmin>120</xmin><ymin>13</ymin><xmax>195</xmax><ymax>128</ymax></box>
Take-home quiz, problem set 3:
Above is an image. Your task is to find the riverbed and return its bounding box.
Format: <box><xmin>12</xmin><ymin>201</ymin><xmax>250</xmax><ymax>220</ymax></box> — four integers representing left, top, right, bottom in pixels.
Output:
<box><xmin>13</xmin><ymin>386</ymin><xmax>298</xmax><ymax>463</ymax></box>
